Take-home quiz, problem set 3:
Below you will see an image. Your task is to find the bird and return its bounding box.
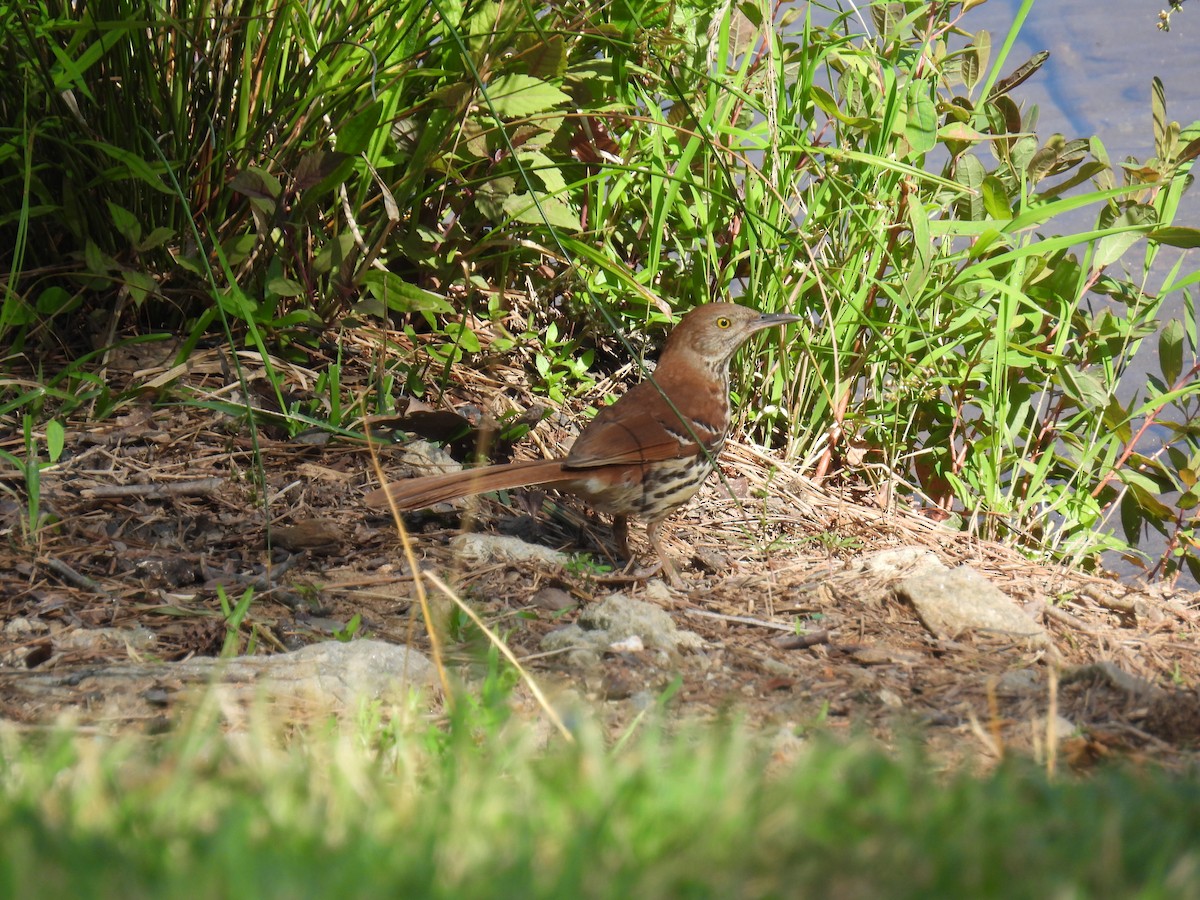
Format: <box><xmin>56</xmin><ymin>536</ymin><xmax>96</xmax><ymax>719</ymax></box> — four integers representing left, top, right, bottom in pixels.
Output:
<box><xmin>364</xmin><ymin>302</ymin><xmax>802</xmax><ymax>585</ymax></box>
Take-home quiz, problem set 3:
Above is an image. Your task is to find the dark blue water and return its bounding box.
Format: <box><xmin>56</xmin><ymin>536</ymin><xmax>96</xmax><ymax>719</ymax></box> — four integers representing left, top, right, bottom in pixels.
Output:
<box><xmin>964</xmin><ymin>0</ymin><xmax>1200</xmax><ymax>584</ymax></box>
<box><xmin>967</xmin><ymin>0</ymin><xmax>1200</xmax><ymax>175</ymax></box>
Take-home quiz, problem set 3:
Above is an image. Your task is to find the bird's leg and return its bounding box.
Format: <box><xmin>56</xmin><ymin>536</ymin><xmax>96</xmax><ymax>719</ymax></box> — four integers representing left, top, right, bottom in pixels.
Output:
<box><xmin>612</xmin><ymin>514</ymin><xmax>630</xmax><ymax>557</ymax></box>
<box><xmin>645</xmin><ymin>518</ymin><xmax>682</xmax><ymax>589</ymax></box>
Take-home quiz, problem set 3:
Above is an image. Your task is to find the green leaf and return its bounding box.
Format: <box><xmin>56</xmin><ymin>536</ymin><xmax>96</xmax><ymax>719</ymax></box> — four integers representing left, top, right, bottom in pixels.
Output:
<box><xmin>980</xmin><ymin>175</ymin><xmax>1010</xmax><ymax>220</ymax></box>
<box><xmin>810</xmin><ymin>85</ymin><xmax>875</xmax><ymax>128</ymax></box>
<box><xmin>1026</xmin><ymin>134</ymin><xmax>1064</xmax><ymax>184</ymax></box>
<box><xmin>231</xmin><ymin>167</ymin><xmax>282</xmax><ymax>202</ymax></box>
<box><xmin>968</xmin><ymin>33</ymin><xmax>990</xmax><ymax>88</ymax></box>
<box><xmin>336</xmin><ymin>101</ymin><xmax>383</xmax><ymax>157</ymax></box>
<box><xmin>990</xmin><ymin>50</ymin><xmax>1050</xmax><ymax>99</ymax></box>
<box><xmin>904</xmin><ymin>83</ymin><xmax>937</xmax><ymax>155</ymax></box>
<box><xmin>1149</xmin><ymin>227</ymin><xmax>1200</xmax><ymax>249</ymax></box>
<box><xmin>524</xmin><ymin>34</ymin><xmax>566</xmax><ymax>80</ymax></box>
<box><xmin>268</xmin><ymin>277</ymin><xmax>305</xmax><ymax>298</ymax></box>
<box><xmin>1127</xmin><ymin>480</ymin><xmax>1175</xmax><ymax>521</ymax></box>
<box><xmin>518</xmin><ymin>150</ymin><xmax>567</xmax><ymax>193</ymax></box>
<box><xmin>82</xmin><ymin>141</ymin><xmax>174</xmax><ymax>194</ymax></box>
<box><xmin>122</xmin><ymin>269</ymin><xmax>159</xmax><ymax>306</ymax></box>
<box><xmin>1057</xmin><ymin>364</ymin><xmax>1108</xmax><ymax>409</ymax></box>
<box><xmin>1160</xmin><ymin>319</ymin><xmax>1184</xmax><ymax>386</ymax></box>
<box><xmin>1094</xmin><ymin>230</ymin><xmax>1143</xmax><ymax>269</ymax></box>
<box><xmin>482</xmin><ymin>74</ymin><xmax>570</xmax><ymax>118</ymax></box>
<box><xmin>221</xmin><ymin>233</ymin><xmax>258</xmax><ymax>267</ymax></box>
<box><xmin>1095</xmin><ymin>205</ymin><xmax>1155</xmax><ymax>268</ymax></box>
<box><xmin>361</xmin><ymin>271</ymin><xmax>454</xmax><ymax>314</ymax></box>
<box><xmin>217</xmin><ymin>287</ymin><xmax>258</xmax><ymax>321</ymax></box>
<box><xmin>36</xmin><ymin>287</ymin><xmax>73</xmax><ymax>316</ymax></box>
<box><xmin>106</xmin><ymin>201</ymin><xmax>141</xmax><ymax>245</ymax></box>
<box><xmin>84</xmin><ymin>240</ymin><xmax>117</xmax><ymax>275</ymax></box>
<box><xmin>46</xmin><ymin>420</ymin><xmax>65</xmax><ymax>463</ymax></box>
<box><xmin>475</xmin><ymin>176</ymin><xmax>516</xmax><ymax>220</ymax></box>
<box><xmin>503</xmin><ymin>193</ymin><xmax>582</xmax><ymax>230</ymax></box>
<box><xmin>444</xmin><ymin>322</ymin><xmax>482</xmax><ymax>353</ymax></box>
<box><xmin>1152</xmin><ymin>76</ymin><xmax>1168</xmax><ymax>162</ymax></box>
<box><xmin>960</xmin><ymin>48</ymin><xmax>979</xmax><ymax>92</ymax></box>
<box><xmin>137</xmin><ymin>227</ymin><xmax>175</xmax><ymax>252</ymax></box>
<box><xmin>1119</xmin><ymin>491</ymin><xmax>1143</xmax><ymax>546</ymax></box>
<box><xmin>938</xmin><ymin>122</ymin><xmax>988</xmax><ymax>143</ymax></box>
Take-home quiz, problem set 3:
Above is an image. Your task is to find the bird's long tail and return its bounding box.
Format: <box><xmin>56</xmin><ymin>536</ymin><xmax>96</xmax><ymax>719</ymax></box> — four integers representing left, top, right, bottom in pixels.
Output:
<box><xmin>364</xmin><ymin>458</ymin><xmax>570</xmax><ymax>511</ymax></box>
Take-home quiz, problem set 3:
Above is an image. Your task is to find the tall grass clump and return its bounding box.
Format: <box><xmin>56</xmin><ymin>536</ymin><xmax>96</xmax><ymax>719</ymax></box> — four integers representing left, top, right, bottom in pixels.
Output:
<box><xmin>1</xmin><ymin>711</ymin><xmax>1200</xmax><ymax>897</ymax></box>
<box><xmin>2</xmin><ymin>0</ymin><xmax>1199</xmax><ymax>577</ymax></box>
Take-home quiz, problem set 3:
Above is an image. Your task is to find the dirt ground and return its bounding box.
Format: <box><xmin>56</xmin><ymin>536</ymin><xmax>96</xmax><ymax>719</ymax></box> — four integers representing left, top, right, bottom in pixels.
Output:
<box><xmin>2</xmin><ymin>333</ymin><xmax>1199</xmax><ymax>769</ymax></box>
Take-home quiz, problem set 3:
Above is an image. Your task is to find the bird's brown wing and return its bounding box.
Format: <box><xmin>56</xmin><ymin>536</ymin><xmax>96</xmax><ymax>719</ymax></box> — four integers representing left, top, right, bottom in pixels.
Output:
<box><xmin>564</xmin><ymin>381</ymin><xmax>717</xmax><ymax>469</ymax></box>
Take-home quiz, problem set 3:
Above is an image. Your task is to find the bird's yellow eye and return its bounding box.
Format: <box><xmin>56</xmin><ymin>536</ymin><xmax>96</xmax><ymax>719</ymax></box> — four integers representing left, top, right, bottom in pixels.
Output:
<box><xmin>716</xmin><ymin>316</ymin><xmax>731</xmax><ymax>328</ymax></box>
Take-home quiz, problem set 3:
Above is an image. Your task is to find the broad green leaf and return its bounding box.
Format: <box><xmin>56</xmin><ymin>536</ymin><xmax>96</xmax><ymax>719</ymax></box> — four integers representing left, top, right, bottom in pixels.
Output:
<box><xmin>525</xmin><ymin>34</ymin><xmax>566</xmax><ymax>80</ymax></box>
<box><xmin>361</xmin><ymin>271</ymin><xmax>454</xmax><ymax>314</ymax></box>
<box><xmin>268</xmin><ymin>277</ymin><xmax>305</xmax><ymax>298</ymax></box>
<box><xmin>221</xmin><ymin>233</ymin><xmax>258</xmax><ymax>267</ymax></box>
<box><xmin>1127</xmin><ymin>480</ymin><xmax>1175</xmax><ymax>521</ymax></box>
<box><xmin>482</xmin><ymin>74</ymin><xmax>570</xmax><ymax>118</ymax></box>
<box><xmin>46</xmin><ymin>420</ymin><xmax>65</xmax><ymax>463</ymax></box>
<box><xmin>1095</xmin><ymin>205</ymin><xmax>1156</xmax><ymax>268</ymax></box>
<box><xmin>336</xmin><ymin>101</ymin><xmax>382</xmax><ymax>156</ymax></box>
<box><xmin>938</xmin><ymin>122</ymin><xmax>988</xmax><ymax>143</ymax></box>
<box><xmin>444</xmin><ymin>322</ymin><xmax>482</xmax><ymax>353</ymax></box>
<box><xmin>1149</xmin><ymin>226</ymin><xmax>1200</xmax><ymax>248</ymax></box>
<box><xmin>503</xmin><ymin>192</ymin><xmax>582</xmax><ymax>230</ymax></box>
<box><xmin>991</xmin><ymin>50</ymin><xmax>1050</xmax><ymax>99</ymax></box>
<box><xmin>954</xmin><ymin>153</ymin><xmax>986</xmax><ymax>220</ymax></box>
<box><xmin>84</xmin><ymin>240</ymin><xmax>116</xmax><ymax>275</ymax></box>
<box><xmin>217</xmin><ymin>287</ymin><xmax>258</xmax><ymax>320</ymax></box>
<box><xmin>475</xmin><ymin>176</ymin><xmax>516</xmax><ymax>220</ymax></box>
<box><xmin>314</xmin><ymin>234</ymin><xmax>355</xmax><ymax>275</ymax></box>
<box><xmin>519</xmin><ymin>150</ymin><xmax>567</xmax><ymax>193</ymax></box>
<box><xmin>960</xmin><ymin>48</ymin><xmax>978</xmax><ymax>93</ymax></box>
<box><xmin>231</xmin><ymin>167</ymin><xmax>282</xmax><ymax>201</ymax></box>
<box><xmin>1026</xmin><ymin>134</ymin><xmax>1064</xmax><ymax>184</ymax></box>
<box><xmin>1160</xmin><ymin>319</ymin><xmax>1184</xmax><ymax>386</ymax></box>
<box><xmin>1057</xmin><ymin>364</ymin><xmax>1108</xmax><ymax>409</ymax></box>
<box><xmin>969</xmin><ymin>33</ymin><xmax>990</xmax><ymax>87</ymax></box>
<box><xmin>122</xmin><ymin>269</ymin><xmax>159</xmax><ymax>306</ymax></box>
<box><xmin>980</xmin><ymin>175</ymin><xmax>1010</xmax><ymax>220</ymax></box>
<box><xmin>810</xmin><ymin>85</ymin><xmax>874</xmax><ymax>127</ymax></box>
<box><xmin>440</xmin><ymin>0</ymin><xmax>463</xmax><ymax>27</ymax></box>
<box><xmin>137</xmin><ymin>227</ymin><xmax>175</xmax><ymax>252</ymax></box>
<box><xmin>1119</xmin><ymin>491</ymin><xmax>1144</xmax><ymax>545</ymax></box>
<box><xmin>35</xmin><ymin>287</ymin><xmax>72</xmax><ymax>316</ymax></box>
<box><xmin>904</xmin><ymin>82</ymin><xmax>937</xmax><ymax>155</ymax></box>
<box><xmin>106</xmin><ymin>201</ymin><xmax>141</xmax><ymax>245</ymax></box>
<box><xmin>1095</xmin><ymin>230</ymin><xmax>1144</xmax><ymax>269</ymax></box>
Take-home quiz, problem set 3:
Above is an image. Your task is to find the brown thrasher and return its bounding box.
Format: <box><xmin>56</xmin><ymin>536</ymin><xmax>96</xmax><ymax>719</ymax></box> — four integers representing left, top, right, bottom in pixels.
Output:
<box><xmin>364</xmin><ymin>302</ymin><xmax>802</xmax><ymax>585</ymax></box>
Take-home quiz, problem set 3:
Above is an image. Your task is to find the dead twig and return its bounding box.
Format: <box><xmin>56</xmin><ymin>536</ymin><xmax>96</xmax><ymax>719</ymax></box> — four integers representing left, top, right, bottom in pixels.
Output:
<box><xmin>79</xmin><ymin>478</ymin><xmax>224</xmax><ymax>500</ymax></box>
<box><xmin>680</xmin><ymin>607</ymin><xmax>796</xmax><ymax>632</ymax></box>
<box><xmin>771</xmin><ymin>629</ymin><xmax>832</xmax><ymax>650</ymax></box>
<box><xmin>41</xmin><ymin>557</ymin><xmax>109</xmax><ymax>596</ymax></box>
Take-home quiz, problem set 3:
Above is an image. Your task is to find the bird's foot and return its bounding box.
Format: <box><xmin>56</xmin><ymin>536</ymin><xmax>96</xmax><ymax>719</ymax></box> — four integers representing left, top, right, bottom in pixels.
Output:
<box><xmin>622</xmin><ymin>556</ymin><xmax>684</xmax><ymax>590</ymax></box>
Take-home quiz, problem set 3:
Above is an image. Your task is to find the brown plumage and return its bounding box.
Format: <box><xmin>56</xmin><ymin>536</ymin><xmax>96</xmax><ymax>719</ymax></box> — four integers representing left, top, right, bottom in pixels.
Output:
<box><xmin>365</xmin><ymin>302</ymin><xmax>801</xmax><ymax>585</ymax></box>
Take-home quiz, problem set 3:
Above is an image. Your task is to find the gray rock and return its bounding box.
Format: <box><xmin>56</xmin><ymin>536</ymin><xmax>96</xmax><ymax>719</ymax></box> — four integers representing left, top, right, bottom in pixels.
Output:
<box><xmin>175</xmin><ymin>639</ymin><xmax>437</xmax><ymax>705</ymax></box>
<box><xmin>897</xmin><ymin>565</ymin><xmax>1050</xmax><ymax>646</ymax></box>
<box><xmin>449</xmin><ymin>533</ymin><xmax>573</xmax><ymax>569</ymax></box>
<box><xmin>855</xmin><ymin>547</ymin><xmax>946</xmax><ymax>578</ymax></box>
<box><xmin>996</xmin><ymin>668</ymin><xmax>1041</xmax><ymax>694</ymax></box>
<box><xmin>579</xmin><ymin>594</ymin><xmax>704</xmax><ymax>652</ymax></box>
<box><xmin>541</xmin><ymin>592</ymin><xmax>704</xmax><ymax>670</ymax></box>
